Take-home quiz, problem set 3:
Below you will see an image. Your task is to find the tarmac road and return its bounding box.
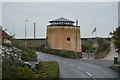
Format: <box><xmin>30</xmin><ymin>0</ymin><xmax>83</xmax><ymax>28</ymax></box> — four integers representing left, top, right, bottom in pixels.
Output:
<box><xmin>36</xmin><ymin>52</ymin><xmax>118</xmax><ymax>79</ymax></box>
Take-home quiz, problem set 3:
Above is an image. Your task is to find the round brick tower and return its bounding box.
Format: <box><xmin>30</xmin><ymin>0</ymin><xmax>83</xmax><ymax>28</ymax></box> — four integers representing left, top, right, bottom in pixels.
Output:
<box><xmin>46</xmin><ymin>17</ymin><xmax>82</xmax><ymax>52</ymax></box>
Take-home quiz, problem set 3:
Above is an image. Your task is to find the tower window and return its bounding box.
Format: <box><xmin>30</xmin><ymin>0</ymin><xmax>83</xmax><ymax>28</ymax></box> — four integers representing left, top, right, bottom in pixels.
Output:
<box><xmin>67</xmin><ymin>37</ymin><xmax>70</xmax><ymax>41</ymax></box>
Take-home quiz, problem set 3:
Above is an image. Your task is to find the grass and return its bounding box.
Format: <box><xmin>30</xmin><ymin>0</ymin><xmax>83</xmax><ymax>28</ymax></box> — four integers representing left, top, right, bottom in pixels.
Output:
<box><xmin>35</xmin><ymin>61</ymin><xmax>59</xmax><ymax>79</ymax></box>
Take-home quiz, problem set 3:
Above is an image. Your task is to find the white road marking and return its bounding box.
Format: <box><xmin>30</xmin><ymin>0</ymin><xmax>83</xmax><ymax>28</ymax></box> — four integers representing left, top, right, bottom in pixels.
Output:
<box><xmin>70</xmin><ymin>64</ymin><xmax>75</xmax><ymax>67</ymax></box>
<box><xmin>85</xmin><ymin>71</ymin><xmax>92</xmax><ymax>77</ymax></box>
<box><xmin>58</xmin><ymin>60</ymin><xmax>61</xmax><ymax>61</ymax></box>
<box><xmin>77</xmin><ymin>67</ymin><xmax>83</xmax><ymax>70</ymax></box>
<box><xmin>76</xmin><ymin>67</ymin><xmax>94</xmax><ymax>79</ymax></box>
<box><xmin>77</xmin><ymin>67</ymin><xmax>82</xmax><ymax>70</ymax></box>
<box><xmin>77</xmin><ymin>67</ymin><xmax>84</xmax><ymax>71</ymax></box>
<box><xmin>51</xmin><ymin>57</ymin><xmax>53</xmax><ymax>59</ymax></box>
<box><xmin>62</xmin><ymin>61</ymin><xmax>67</xmax><ymax>63</ymax></box>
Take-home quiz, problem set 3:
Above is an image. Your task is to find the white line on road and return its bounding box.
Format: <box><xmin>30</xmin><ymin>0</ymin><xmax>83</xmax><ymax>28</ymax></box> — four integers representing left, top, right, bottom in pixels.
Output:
<box><xmin>77</xmin><ymin>67</ymin><xmax>95</xmax><ymax>80</ymax></box>
<box><xmin>70</xmin><ymin>64</ymin><xmax>75</xmax><ymax>67</ymax></box>
<box><xmin>50</xmin><ymin>57</ymin><xmax>55</xmax><ymax>60</ymax></box>
<box><xmin>77</xmin><ymin>67</ymin><xmax>83</xmax><ymax>70</ymax></box>
<box><xmin>85</xmin><ymin>71</ymin><xmax>92</xmax><ymax>77</ymax></box>
<box><xmin>62</xmin><ymin>61</ymin><xmax>67</xmax><ymax>63</ymax></box>
<box><xmin>58</xmin><ymin>59</ymin><xmax>61</xmax><ymax>61</ymax></box>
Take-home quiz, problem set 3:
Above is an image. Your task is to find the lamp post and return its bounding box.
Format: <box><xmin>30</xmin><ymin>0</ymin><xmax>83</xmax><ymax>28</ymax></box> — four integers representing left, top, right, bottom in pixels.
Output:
<box><xmin>25</xmin><ymin>20</ymin><xmax>28</xmax><ymax>46</ymax></box>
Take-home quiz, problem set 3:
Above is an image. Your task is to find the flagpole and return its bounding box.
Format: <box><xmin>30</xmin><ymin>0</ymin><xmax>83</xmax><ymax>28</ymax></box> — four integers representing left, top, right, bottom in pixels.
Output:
<box><xmin>95</xmin><ymin>27</ymin><xmax>98</xmax><ymax>55</ymax></box>
<box><xmin>92</xmin><ymin>27</ymin><xmax>98</xmax><ymax>56</ymax></box>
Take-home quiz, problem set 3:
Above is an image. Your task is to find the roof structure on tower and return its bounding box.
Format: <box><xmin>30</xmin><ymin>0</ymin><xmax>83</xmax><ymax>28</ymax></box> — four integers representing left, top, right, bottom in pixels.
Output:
<box><xmin>49</xmin><ymin>17</ymin><xmax>75</xmax><ymax>23</ymax></box>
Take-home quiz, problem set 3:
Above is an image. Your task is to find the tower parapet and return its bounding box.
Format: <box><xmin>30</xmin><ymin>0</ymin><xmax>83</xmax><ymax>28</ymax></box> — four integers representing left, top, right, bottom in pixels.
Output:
<box><xmin>48</xmin><ymin>17</ymin><xmax>78</xmax><ymax>26</ymax></box>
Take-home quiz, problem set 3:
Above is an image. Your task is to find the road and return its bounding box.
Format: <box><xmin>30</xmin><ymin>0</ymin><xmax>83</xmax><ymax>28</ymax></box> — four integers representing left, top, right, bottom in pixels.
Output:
<box><xmin>36</xmin><ymin>52</ymin><xmax>118</xmax><ymax>79</ymax></box>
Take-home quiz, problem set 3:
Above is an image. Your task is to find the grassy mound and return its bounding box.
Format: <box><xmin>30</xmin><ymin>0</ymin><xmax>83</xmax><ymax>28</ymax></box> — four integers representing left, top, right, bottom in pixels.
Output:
<box><xmin>35</xmin><ymin>61</ymin><xmax>59</xmax><ymax>79</ymax></box>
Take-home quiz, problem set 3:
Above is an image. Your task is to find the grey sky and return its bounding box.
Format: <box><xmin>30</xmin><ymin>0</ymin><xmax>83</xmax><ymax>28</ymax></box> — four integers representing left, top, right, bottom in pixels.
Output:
<box><xmin>2</xmin><ymin>2</ymin><xmax>118</xmax><ymax>38</ymax></box>
<box><xmin>118</xmin><ymin>2</ymin><xmax>120</xmax><ymax>26</ymax></box>
<box><xmin>0</xmin><ymin>2</ymin><xmax>2</xmax><ymax>26</ymax></box>
<box><xmin>1</xmin><ymin>0</ymin><xmax>119</xmax><ymax>2</ymax></box>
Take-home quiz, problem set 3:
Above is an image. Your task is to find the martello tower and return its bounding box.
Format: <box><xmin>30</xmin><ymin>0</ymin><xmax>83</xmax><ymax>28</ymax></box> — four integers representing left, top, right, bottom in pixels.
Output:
<box><xmin>46</xmin><ymin>17</ymin><xmax>82</xmax><ymax>52</ymax></box>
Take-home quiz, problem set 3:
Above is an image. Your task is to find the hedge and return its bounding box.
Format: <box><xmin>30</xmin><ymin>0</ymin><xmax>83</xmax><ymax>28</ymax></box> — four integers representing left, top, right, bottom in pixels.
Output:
<box><xmin>38</xmin><ymin>48</ymin><xmax>77</xmax><ymax>59</ymax></box>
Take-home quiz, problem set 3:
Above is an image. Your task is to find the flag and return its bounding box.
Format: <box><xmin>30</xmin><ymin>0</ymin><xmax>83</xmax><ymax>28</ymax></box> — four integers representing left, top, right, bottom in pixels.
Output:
<box><xmin>92</xmin><ymin>27</ymin><xmax>96</xmax><ymax>34</ymax></box>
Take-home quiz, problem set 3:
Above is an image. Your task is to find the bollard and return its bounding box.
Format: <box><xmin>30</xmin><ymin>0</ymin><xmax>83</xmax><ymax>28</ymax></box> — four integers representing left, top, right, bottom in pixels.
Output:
<box><xmin>114</xmin><ymin>57</ymin><xmax>118</xmax><ymax>64</ymax></box>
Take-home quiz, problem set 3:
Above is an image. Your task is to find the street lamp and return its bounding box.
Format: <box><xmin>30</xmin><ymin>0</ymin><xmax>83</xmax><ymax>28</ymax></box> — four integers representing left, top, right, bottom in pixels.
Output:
<box><xmin>25</xmin><ymin>20</ymin><xmax>28</xmax><ymax>46</ymax></box>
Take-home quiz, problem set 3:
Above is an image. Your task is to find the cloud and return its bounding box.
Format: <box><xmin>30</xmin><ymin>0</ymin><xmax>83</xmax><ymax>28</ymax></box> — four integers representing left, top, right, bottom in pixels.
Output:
<box><xmin>2</xmin><ymin>2</ymin><xmax>118</xmax><ymax>38</ymax></box>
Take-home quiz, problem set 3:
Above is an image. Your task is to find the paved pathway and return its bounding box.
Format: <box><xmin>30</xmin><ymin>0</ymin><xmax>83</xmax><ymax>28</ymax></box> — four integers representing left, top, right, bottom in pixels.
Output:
<box><xmin>101</xmin><ymin>42</ymin><xmax>118</xmax><ymax>61</ymax></box>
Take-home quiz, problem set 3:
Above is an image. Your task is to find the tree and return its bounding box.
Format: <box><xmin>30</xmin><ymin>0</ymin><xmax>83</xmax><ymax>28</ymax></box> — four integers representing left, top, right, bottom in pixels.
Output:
<box><xmin>110</xmin><ymin>26</ymin><xmax>120</xmax><ymax>54</ymax></box>
<box><xmin>82</xmin><ymin>41</ymin><xmax>93</xmax><ymax>52</ymax></box>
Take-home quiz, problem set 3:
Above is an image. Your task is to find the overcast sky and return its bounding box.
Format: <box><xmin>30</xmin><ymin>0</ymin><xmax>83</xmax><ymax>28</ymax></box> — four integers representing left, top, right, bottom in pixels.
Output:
<box><xmin>1</xmin><ymin>2</ymin><xmax>118</xmax><ymax>38</ymax></box>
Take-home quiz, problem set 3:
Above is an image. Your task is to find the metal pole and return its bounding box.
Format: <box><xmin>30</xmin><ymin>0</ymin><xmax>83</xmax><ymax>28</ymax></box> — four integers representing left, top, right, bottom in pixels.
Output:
<box><xmin>25</xmin><ymin>20</ymin><xmax>28</xmax><ymax>46</ymax></box>
<box><xmin>75</xmin><ymin>20</ymin><xmax>78</xmax><ymax>56</ymax></box>
<box><xmin>76</xmin><ymin>27</ymin><xmax>77</xmax><ymax>56</ymax></box>
<box><xmin>34</xmin><ymin>22</ymin><xmax>36</xmax><ymax>40</ymax></box>
<box><xmin>95</xmin><ymin>27</ymin><xmax>98</xmax><ymax>55</ymax></box>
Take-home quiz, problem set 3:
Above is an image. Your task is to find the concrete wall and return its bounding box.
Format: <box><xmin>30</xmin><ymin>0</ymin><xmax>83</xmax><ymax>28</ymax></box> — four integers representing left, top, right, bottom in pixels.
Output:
<box><xmin>16</xmin><ymin>39</ymin><xmax>46</xmax><ymax>49</ymax></box>
<box><xmin>47</xmin><ymin>26</ymin><xmax>82</xmax><ymax>52</ymax></box>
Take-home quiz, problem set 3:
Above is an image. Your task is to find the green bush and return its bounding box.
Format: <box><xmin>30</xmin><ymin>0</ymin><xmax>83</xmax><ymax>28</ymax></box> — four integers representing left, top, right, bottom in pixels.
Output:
<box><xmin>82</xmin><ymin>41</ymin><xmax>93</xmax><ymax>52</ymax></box>
<box><xmin>110</xmin><ymin>26</ymin><xmax>120</xmax><ymax>54</ymax></box>
<box><xmin>21</xmin><ymin>51</ymin><xmax>31</xmax><ymax>61</ymax></box>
